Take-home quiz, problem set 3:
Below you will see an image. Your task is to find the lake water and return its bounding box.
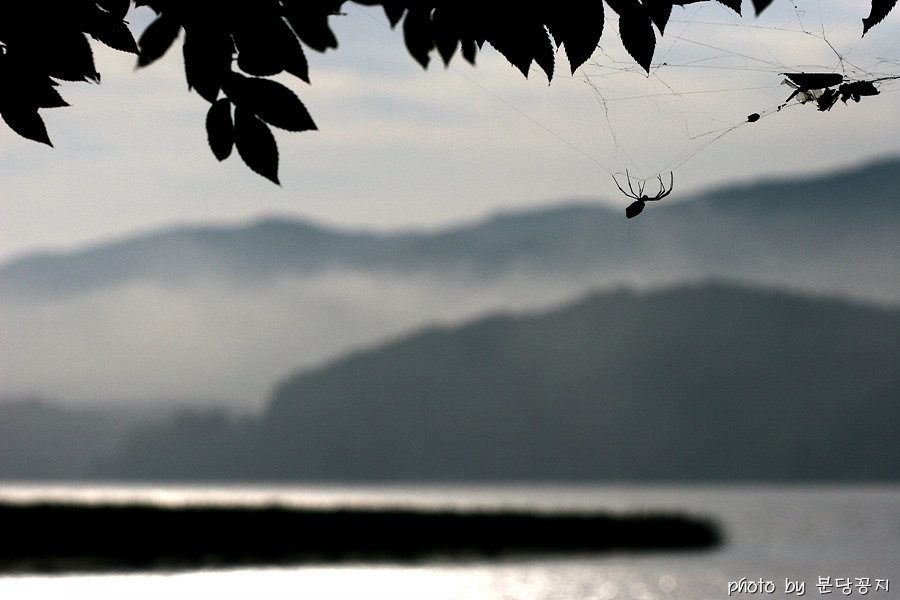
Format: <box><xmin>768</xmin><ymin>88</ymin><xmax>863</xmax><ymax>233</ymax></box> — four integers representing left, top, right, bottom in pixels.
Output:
<box><xmin>0</xmin><ymin>483</ymin><xmax>896</xmax><ymax>599</ymax></box>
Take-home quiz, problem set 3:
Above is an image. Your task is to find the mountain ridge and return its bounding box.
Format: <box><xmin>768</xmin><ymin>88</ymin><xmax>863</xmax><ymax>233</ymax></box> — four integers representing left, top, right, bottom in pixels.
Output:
<box><xmin>90</xmin><ymin>281</ymin><xmax>900</xmax><ymax>482</ymax></box>
<box><xmin>3</xmin><ymin>157</ymin><xmax>898</xmax><ymax>301</ymax></box>
<box><xmin>2</xmin><ymin>157</ymin><xmax>898</xmax><ymax>408</ymax></box>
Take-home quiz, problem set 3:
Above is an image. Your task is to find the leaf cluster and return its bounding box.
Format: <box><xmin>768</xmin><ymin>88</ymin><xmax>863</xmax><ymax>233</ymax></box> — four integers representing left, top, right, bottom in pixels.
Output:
<box><xmin>134</xmin><ymin>0</ymin><xmax>328</xmax><ymax>183</ymax></box>
<box><xmin>0</xmin><ymin>0</ymin><xmax>134</xmax><ymax>145</ymax></box>
<box><xmin>1</xmin><ymin>0</ymin><xmax>897</xmax><ymax>182</ymax></box>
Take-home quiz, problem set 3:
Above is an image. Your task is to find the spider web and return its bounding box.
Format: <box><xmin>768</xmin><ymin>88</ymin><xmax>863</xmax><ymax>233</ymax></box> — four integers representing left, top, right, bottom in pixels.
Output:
<box><xmin>575</xmin><ymin>0</ymin><xmax>900</xmax><ymax>183</ymax></box>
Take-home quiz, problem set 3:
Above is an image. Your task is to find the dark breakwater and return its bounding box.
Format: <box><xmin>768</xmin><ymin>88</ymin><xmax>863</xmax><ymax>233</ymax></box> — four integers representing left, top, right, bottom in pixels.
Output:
<box><xmin>0</xmin><ymin>502</ymin><xmax>721</xmax><ymax>572</ymax></box>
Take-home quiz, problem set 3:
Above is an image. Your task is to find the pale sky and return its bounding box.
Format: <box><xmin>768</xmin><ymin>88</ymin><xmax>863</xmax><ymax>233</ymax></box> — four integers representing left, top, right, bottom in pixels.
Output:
<box><xmin>2</xmin><ymin>0</ymin><xmax>899</xmax><ymax>263</ymax></box>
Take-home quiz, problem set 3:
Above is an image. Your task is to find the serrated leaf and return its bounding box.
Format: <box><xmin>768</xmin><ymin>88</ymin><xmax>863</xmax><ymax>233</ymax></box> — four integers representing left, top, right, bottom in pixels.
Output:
<box><xmin>87</xmin><ymin>8</ymin><xmax>139</xmax><ymax>54</ymax></box>
<box><xmin>137</xmin><ymin>13</ymin><xmax>181</xmax><ymax>67</ymax></box>
<box><xmin>530</xmin><ymin>25</ymin><xmax>555</xmax><ymax>80</ymax></box>
<box><xmin>0</xmin><ymin>104</ymin><xmax>52</xmax><ymax>146</ymax></box>
<box><xmin>206</xmin><ymin>99</ymin><xmax>234</xmax><ymax>161</ymax></box>
<box><xmin>35</xmin><ymin>83</ymin><xmax>69</xmax><ymax>108</ymax></box>
<box><xmin>234</xmin><ymin>106</ymin><xmax>279</xmax><ymax>184</ymax></box>
<box><xmin>645</xmin><ymin>1</ymin><xmax>673</xmax><ymax>35</ymax></box>
<box><xmin>863</xmin><ymin>0</ymin><xmax>899</xmax><ymax>35</ymax></box>
<box><xmin>183</xmin><ymin>26</ymin><xmax>234</xmax><ymax>102</ymax></box>
<box><xmin>547</xmin><ymin>3</ymin><xmax>604</xmax><ymax>73</ymax></box>
<box><xmin>607</xmin><ymin>0</ymin><xmax>656</xmax><ymax>72</ymax></box>
<box><xmin>223</xmin><ymin>72</ymin><xmax>316</xmax><ymax>132</ymax></box>
<box><xmin>46</xmin><ymin>30</ymin><xmax>100</xmax><ymax>81</ymax></box>
<box><xmin>278</xmin><ymin>24</ymin><xmax>310</xmax><ymax>83</ymax></box>
<box><xmin>713</xmin><ymin>0</ymin><xmax>742</xmax><ymax>14</ymax></box>
<box><xmin>488</xmin><ymin>18</ymin><xmax>554</xmax><ymax>79</ymax></box>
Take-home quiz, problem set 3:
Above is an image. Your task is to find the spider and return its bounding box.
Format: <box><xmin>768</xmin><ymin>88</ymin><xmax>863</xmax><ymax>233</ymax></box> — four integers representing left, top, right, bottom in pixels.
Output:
<box><xmin>613</xmin><ymin>171</ymin><xmax>674</xmax><ymax>218</ymax></box>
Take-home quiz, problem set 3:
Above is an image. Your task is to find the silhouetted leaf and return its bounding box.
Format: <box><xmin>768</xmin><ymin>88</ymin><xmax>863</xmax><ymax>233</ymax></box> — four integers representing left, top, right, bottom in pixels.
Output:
<box><xmin>750</xmin><ymin>0</ymin><xmax>775</xmax><ymax>15</ymax></box>
<box><xmin>206</xmin><ymin>99</ymin><xmax>234</xmax><ymax>161</ymax></box>
<box><xmin>97</xmin><ymin>0</ymin><xmax>131</xmax><ymax>20</ymax></box>
<box><xmin>645</xmin><ymin>1</ymin><xmax>674</xmax><ymax>35</ymax></box>
<box><xmin>279</xmin><ymin>27</ymin><xmax>310</xmax><ymax>83</ymax></box>
<box><xmin>234</xmin><ymin>17</ymin><xmax>305</xmax><ymax>78</ymax></box>
<box><xmin>183</xmin><ymin>26</ymin><xmax>234</xmax><ymax>102</ymax></box>
<box><xmin>224</xmin><ymin>72</ymin><xmax>316</xmax><ymax>132</ymax></box>
<box><xmin>607</xmin><ymin>0</ymin><xmax>656</xmax><ymax>72</ymax></box>
<box><xmin>233</xmin><ymin>22</ymin><xmax>281</xmax><ymax>77</ymax></box>
<box><xmin>284</xmin><ymin>4</ymin><xmax>340</xmax><ymax>52</ymax></box>
<box><xmin>0</xmin><ymin>104</ymin><xmax>52</xmax><ymax>146</ymax></box>
<box><xmin>15</xmin><ymin>75</ymin><xmax>71</xmax><ymax>109</ymax></box>
<box><xmin>86</xmin><ymin>7</ymin><xmax>139</xmax><ymax>54</ymax></box>
<box><xmin>488</xmin><ymin>18</ymin><xmax>555</xmax><ymax>79</ymax></box>
<box><xmin>432</xmin><ymin>8</ymin><xmax>461</xmax><ymax>66</ymax></box>
<box><xmin>34</xmin><ymin>84</ymin><xmax>69</xmax><ymax>109</ymax></box>
<box><xmin>530</xmin><ymin>26</ymin><xmax>556</xmax><ymax>80</ymax></box>
<box><xmin>460</xmin><ymin>38</ymin><xmax>478</xmax><ymax>64</ymax></box>
<box><xmin>547</xmin><ymin>3</ymin><xmax>604</xmax><ymax>73</ymax></box>
<box><xmin>382</xmin><ymin>2</ymin><xmax>407</xmax><ymax>27</ymax></box>
<box><xmin>713</xmin><ymin>0</ymin><xmax>742</xmax><ymax>14</ymax></box>
<box><xmin>137</xmin><ymin>13</ymin><xmax>181</xmax><ymax>67</ymax></box>
<box><xmin>45</xmin><ymin>30</ymin><xmax>100</xmax><ymax>81</ymax></box>
<box><xmin>863</xmin><ymin>0</ymin><xmax>899</xmax><ymax>35</ymax></box>
<box><xmin>234</xmin><ymin>106</ymin><xmax>279</xmax><ymax>184</ymax></box>
<box><xmin>403</xmin><ymin>7</ymin><xmax>434</xmax><ymax>69</ymax></box>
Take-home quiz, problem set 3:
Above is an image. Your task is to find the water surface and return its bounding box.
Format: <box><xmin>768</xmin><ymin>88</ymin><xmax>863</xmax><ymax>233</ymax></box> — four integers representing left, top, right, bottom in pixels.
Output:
<box><xmin>0</xmin><ymin>483</ymin><xmax>896</xmax><ymax>599</ymax></box>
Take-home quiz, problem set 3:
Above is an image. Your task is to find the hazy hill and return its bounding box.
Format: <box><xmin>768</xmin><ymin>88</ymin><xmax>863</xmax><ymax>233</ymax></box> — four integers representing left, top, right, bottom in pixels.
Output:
<box><xmin>94</xmin><ymin>282</ymin><xmax>900</xmax><ymax>482</ymax></box>
<box><xmin>0</xmin><ymin>398</ymin><xmax>176</xmax><ymax>480</ymax></box>
<box><xmin>1</xmin><ymin>158</ymin><xmax>898</xmax><ymax>407</ymax></box>
<box><xmin>2</xmin><ymin>158</ymin><xmax>899</xmax><ymax>300</ymax></box>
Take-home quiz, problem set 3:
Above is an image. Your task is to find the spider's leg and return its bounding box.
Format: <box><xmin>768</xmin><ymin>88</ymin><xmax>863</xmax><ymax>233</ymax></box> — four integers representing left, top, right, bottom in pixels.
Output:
<box><xmin>646</xmin><ymin>172</ymin><xmax>673</xmax><ymax>201</ymax></box>
<box><xmin>626</xmin><ymin>170</ymin><xmax>641</xmax><ymax>199</ymax></box>
<box><xmin>613</xmin><ymin>173</ymin><xmax>635</xmax><ymax>199</ymax></box>
<box><xmin>657</xmin><ymin>172</ymin><xmax>674</xmax><ymax>200</ymax></box>
<box><xmin>652</xmin><ymin>174</ymin><xmax>666</xmax><ymax>200</ymax></box>
<box><xmin>645</xmin><ymin>175</ymin><xmax>662</xmax><ymax>201</ymax></box>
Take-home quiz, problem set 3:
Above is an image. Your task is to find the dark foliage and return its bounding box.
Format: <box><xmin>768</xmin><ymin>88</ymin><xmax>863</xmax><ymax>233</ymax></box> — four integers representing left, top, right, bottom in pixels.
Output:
<box><xmin>0</xmin><ymin>1</ymin><xmax>896</xmax><ymax>181</ymax></box>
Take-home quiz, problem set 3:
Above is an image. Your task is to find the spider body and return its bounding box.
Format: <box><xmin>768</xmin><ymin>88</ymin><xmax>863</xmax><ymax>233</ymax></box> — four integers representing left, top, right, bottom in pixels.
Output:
<box><xmin>614</xmin><ymin>171</ymin><xmax>674</xmax><ymax>218</ymax></box>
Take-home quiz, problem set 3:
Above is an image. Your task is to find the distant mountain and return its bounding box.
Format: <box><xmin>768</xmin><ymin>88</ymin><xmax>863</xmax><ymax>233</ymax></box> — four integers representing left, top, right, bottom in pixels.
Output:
<box><xmin>2</xmin><ymin>158</ymin><xmax>899</xmax><ymax>300</ymax></box>
<box><xmin>0</xmin><ymin>398</ymin><xmax>176</xmax><ymax>480</ymax></box>
<box><xmin>92</xmin><ymin>282</ymin><xmax>900</xmax><ymax>482</ymax></box>
<box><xmin>1</xmin><ymin>157</ymin><xmax>898</xmax><ymax>406</ymax></box>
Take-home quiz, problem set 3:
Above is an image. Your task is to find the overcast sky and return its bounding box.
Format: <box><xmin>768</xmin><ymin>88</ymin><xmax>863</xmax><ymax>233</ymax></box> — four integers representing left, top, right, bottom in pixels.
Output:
<box><xmin>2</xmin><ymin>1</ymin><xmax>899</xmax><ymax>263</ymax></box>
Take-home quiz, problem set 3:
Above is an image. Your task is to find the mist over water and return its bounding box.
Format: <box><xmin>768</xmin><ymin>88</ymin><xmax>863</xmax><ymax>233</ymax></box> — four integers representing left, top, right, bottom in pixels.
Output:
<box><xmin>3</xmin><ymin>258</ymin><xmax>897</xmax><ymax>410</ymax></box>
<box><xmin>0</xmin><ymin>267</ymin><xmax>612</xmax><ymax>408</ymax></box>
<box><xmin>2</xmin><ymin>160</ymin><xmax>900</xmax><ymax>410</ymax></box>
